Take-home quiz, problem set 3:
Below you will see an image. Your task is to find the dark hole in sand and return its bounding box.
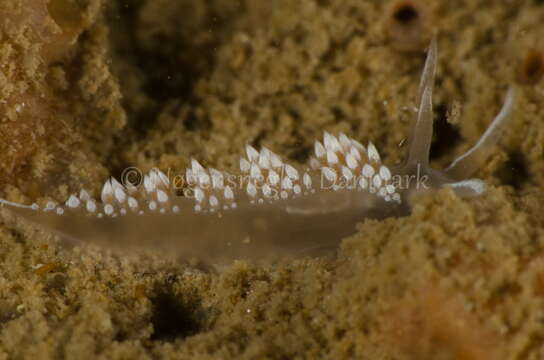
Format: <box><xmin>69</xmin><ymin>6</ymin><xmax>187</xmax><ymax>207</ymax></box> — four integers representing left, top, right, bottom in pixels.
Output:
<box><xmin>429</xmin><ymin>103</ymin><xmax>461</xmax><ymax>161</ymax></box>
<box><xmin>525</xmin><ymin>54</ymin><xmax>543</xmax><ymax>77</ymax></box>
<box><xmin>290</xmin><ymin>144</ymin><xmax>311</xmax><ymax>163</ymax></box>
<box><xmin>496</xmin><ymin>150</ymin><xmax>530</xmax><ymax>190</ymax></box>
<box><xmin>183</xmin><ymin>108</ymin><xmax>212</xmax><ymax>132</ymax></box>
<box><xmin>393</xmin><ymin>3</ymin><xmax>419</xmax><ymax>24</ymax></box>
<box><xmin>331</xmin><ymin>106</ymin><xmax>346</xmax><ymax>121</ymax></box>
<box><xmin>150</xmin><ymin>291</ymin><xmax>205</xmax><ymax>341</ymax></box>
<box><xmin>519</xmin><ymin>50</ymin><xmax>544</xmax><ymax>84</ymax></box>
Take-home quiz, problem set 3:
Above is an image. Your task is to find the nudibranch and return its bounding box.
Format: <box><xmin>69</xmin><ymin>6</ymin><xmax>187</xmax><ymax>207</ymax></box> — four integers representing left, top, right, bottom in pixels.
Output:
<box><xmin>0</xmin><ymin>39</ymin><xmax>516</xmax><ymax>262</ymax></box>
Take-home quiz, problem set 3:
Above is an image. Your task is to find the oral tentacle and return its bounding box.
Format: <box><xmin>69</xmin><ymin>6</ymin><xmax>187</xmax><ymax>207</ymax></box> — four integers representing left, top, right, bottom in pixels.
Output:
<box><xmin>406</xmin><ymin>35</ymin><xmax>437</xmax><ymax>169</ymax></box>
<box><xmin>445</xmin><ymin>87</ymin><xmax>517</xmax><ymax>179</ymax></box>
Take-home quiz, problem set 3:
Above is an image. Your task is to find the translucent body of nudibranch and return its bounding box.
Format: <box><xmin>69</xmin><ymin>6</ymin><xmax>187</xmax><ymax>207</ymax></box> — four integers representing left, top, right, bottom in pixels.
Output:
<box><xmin>0</xmin><ymin>39</ymin><xmax>516</xmax><ymax>262</ymax></box>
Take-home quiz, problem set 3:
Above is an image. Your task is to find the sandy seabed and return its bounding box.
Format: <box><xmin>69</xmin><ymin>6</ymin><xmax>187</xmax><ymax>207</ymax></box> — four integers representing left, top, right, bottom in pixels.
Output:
<box><xmin>1</xmin><ymin>0</ymin><xmax>544</xmax><ymax>359</ymax></box>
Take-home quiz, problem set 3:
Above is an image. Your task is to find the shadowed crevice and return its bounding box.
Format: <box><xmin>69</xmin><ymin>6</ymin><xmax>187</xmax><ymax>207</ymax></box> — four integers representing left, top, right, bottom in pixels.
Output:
<box><xmin>430</xmin><ymin>103</ymin><xmax>461</xmax><ymax>161</ymax></box>
<box><xmin>496</xmin><ymin>150</ymin><xmax>530</xmax><ymax>190</ymax></box>
<box><xmin>150</xmin><ymin>289</ymin><xmax>211</xmax><ymax>341</ymax></box>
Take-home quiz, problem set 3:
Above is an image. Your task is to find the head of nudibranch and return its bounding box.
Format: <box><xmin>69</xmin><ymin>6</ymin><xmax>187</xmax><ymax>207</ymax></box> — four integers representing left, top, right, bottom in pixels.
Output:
<box><xmin>388</xmin><ymin>37</ymin><xmax>516</xmax><ymax>211</ymax></box>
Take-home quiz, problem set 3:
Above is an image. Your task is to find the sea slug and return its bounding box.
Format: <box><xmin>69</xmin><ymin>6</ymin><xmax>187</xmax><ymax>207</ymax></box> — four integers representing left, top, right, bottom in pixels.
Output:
<box><xmin>0</xmin><ymin>39</ymin><xmax>516</xmax><ymax>262</ymax></box>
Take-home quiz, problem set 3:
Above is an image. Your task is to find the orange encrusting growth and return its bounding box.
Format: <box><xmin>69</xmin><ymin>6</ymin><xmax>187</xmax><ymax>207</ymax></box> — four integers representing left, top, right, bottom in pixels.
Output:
<box><xmin>516</xmin><ymin>48</ymin><xmax>544</xmax><ymax>85</ymax></box>
<box><xmin>389</xmin><ymin>289</ymin><xmax>500</xmax><ymax>360</ymax></box>
<box><xmin>0</xmin><ymin>0</ymin><xmax>92</xmax><ymax>186</ymax></box>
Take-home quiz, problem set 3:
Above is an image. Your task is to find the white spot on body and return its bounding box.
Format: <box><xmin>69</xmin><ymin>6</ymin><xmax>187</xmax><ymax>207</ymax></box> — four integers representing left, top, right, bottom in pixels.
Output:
<box><xmin>258</xmin><ymin>152</ymin><xmax>271</xmax><ymax>169</ymax></box>
<box><xmin>379</xmin><ymin>166</ymin><xmax>392</xmax><ymax>181</ymax></box>
<box><xmin>66</xmin><ymin>195</ymin><xmax>80</xmax><ymax>209</ymax></box>
<box><xmin>224</xmin><ymin>186</ymin><xmax>234</xmax><ymax>200</ymax></box>
<box><xmin>326</xmin><ymin>150</ymin><xmax>339</xmax><ymax>165</ymax></box>
<box><xmin>373</xmin><ymin>174</ymin><xmax>383</xmax><ymax>189</ymax></box>
<box><xmin>128</xmin><ymin>197</ymin><xmax>138</xmax><ymax>209</ymax></box>
<box><xmin>209</xmin><ymin>195</ymin><xmax>219</xmax><ymax>208</ymax></box>
<box><xmin>155</xmin><ymin>169</ymin><xmax>170</xmax><ymax>187</ymax></box>
<box><xmin>285</xmin><ymin>165</ymin><xmax>299</xmax><ymax>180</ymax></box>
<box><xmin>359</xmin><ymin>177</ymin><xmax>368</xmax><ymax>190</ymax></box>
<box><xmin>350</xmin><ymin>147</ymin><xmax>361</xmax><ymax>160</ymax></box>
<box><xmin>191</xmin><ymin>159</ymin><xmax>206</xmax><ymax>174</ymax></box>
<box><xmin>362</xmin><ymin>164</ymin><xmax>375</xmax><ymax>178</ymax></box>
<box><xmin>104</xmin><ymin>204</ymin><xmax>114</xmax><ymax>216</ymax></box>
<box><xmin>246</xmin><ymin>183</ymin><xmax>257</xmax><ymax>197</ymax></box>
<box><xmin>324</xmin><ymin>132</ymin><xmax>342</xmax><ymax>152</ymax></box>
<box><xmin>342</xmin><ymin>166</ymin><xmax>353</xmax><ymax>181</ymax></box>
<box><xmin>268</xmin><ymin>170</ymin><xmax>280</xmax><ymax>185</ymax></box>
<box><xmin>309</xmin><ymin>158</ymin><xmax>321</xmax><ymax>170</ymax></box>
<box><xmin>322</xmin><ymin>167</ymin><xmax>337</xmax><ymax>182</ymax></box>
<box><xmin>303</xmin><ymin>173</ymin><xmax>312</xmax><ymax>188</ymax></box>
<box><xmin>240</xmin><ymin>158</ymin><xmax>251</xmax><ymax>172</ymax></box>
<box><xmin>210</xmin><ymin>169</ymin><xmax>224</xmax><ymax>189</ymax></box>
<box><xmin>45</xmin><ymin>201</ymin><xmax>56</xmax><ymax>211</ymax></box>
<box><xmin>157</xmin><ymin>190</ymin><xmax>169</xmax><ymax>203</ymax></box>
<box><xmin>338</xmin><ymin>133</ymin><xmax>351</xmax><ymax>150</ymax></box>
<box><xmin>367</xmin><ymin>142</ymin><xmax>381</xmax><ymax>162</ymax></box>
<box><xmin>245</xmin><ymin>145</ymin><xmax>259</xmax><ymax>162</ymax></box>
<box><xmin>143</xmin><ymin>175</ymin><xmax>155</xmax><ymax>193</ymax></box>
<box><xmin>281</xmin><ymin>177</ymin><xmax>293</xmax><ymax>190</ymax></box>
<box><xmin>114</xmin><ymin>188</ymin><xmax>127</xmax><ymax>203</ymax></box>
<box><xmin>198</xmin><ymin>172</ymin><xmax>211</xmax><ymax>187</ymax></box>
<box><xmin>86</xmin><ymin>200</ymin><xmax>96</xmax><ymax>213</ymax></box>
<box><xmin>314</xmin><ymin>141</ymin><xmax>326</xmax><ymax>158</ymax></box>
<box><xmin>270</xmin><ymin>153</ymin><xmax>283</xmax><ymax>168</ymax></box>
<box><xmin>262</xmin><ymin>184</ymin><xmax>273</xmax><ymax>198</ymax></box>
<box><xmin>346</xmin><ymin>154</ymin><xmax>358</xmax><ymax>169</ymax></box>
<box><xmin>194</xmin><ymin>188</ymin><xmax>205</xmax><ymax>203</ymax></box>
<box><xmin>250</xmin><ymin>164</ymin><xmax>262</xmax><ymax>180</ymax></box>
